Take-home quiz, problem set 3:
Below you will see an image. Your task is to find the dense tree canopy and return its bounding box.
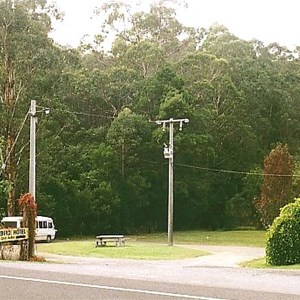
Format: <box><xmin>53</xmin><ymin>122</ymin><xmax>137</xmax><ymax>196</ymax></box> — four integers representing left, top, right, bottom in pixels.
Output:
<box><xmin>1</xmin><ymin>0</ymin><xmax>300</xmax><ymax>236</ymax></box>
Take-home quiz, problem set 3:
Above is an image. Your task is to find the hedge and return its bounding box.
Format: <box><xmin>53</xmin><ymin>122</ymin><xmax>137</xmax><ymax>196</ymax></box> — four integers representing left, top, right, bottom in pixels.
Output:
<box><xmin>266</xmin><ymin>198</ymin><xmax>300</xmax><ymax>265</ymax></box>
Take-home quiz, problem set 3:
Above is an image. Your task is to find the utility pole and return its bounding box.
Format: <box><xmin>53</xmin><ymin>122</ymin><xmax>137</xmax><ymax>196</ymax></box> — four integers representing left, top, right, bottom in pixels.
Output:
<box><xmin>156</xmin><ymin>118</ymin><xmax>189</xmax><ymax>246</ymax></box>
<box><xmin>28</xmin><ymin>100</ymin><xmax>37</xmax><ymax>258</ymax></box>
<box><xmin>28</xmin><ymin>100</ymin><xmax>50</xmax><ymax>201</ymax></box>
<box><xmin>28</xmin><ymin>100</ymin><xmax>49</xmax><ymax>258</ymax></box>
<box><xmin>29</xmin><ymin>100</ymin><xmax>37</xmax><ymax>200</ymax></box>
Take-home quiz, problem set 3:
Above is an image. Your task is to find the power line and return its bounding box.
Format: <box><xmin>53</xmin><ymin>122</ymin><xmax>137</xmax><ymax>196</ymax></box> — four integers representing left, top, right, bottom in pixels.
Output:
<box><xmin>50</xmin><ymin>107</ymin><xmax>114</xmax><ymax>119</ymax></box>
<box><xmin>176</xmin><ymin>162</ymin><xmax>300</xmax><ymax>177</ymax></box>
<box><xmin>1</xmin><ymin>106</ymin><xmax>112</xmax><ymax>167</ymax></box>
<box><xmin>140</xmin><ymin>159</ymin><xmax>300</xmax><ymax>178</ymax></box>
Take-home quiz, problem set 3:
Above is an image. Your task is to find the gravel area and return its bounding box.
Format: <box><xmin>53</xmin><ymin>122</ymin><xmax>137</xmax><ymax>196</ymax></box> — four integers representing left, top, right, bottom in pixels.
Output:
<box><xmin>177</xmin><ymin>244</ymin><xmax>265</xmax><ymax>267</ymax></box>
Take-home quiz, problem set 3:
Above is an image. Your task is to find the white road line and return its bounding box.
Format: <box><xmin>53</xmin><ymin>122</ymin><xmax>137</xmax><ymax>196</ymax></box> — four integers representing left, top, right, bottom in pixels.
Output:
<box><xmin>0</xmin><ymin>274</ymin><xmax>229</xmax><ymax>300</ymax></box>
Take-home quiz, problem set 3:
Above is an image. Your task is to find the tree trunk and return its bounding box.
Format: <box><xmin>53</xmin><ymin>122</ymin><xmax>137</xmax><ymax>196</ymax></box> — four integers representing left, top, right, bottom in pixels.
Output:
<box><xmin>6</xmin><ymin>134</ymin><xmax>16</xmax><ymax>216</ymax></box>
<box><xmin>19</xmin><ymin>193</ymin><xmax>37</xmax><ymax>260</ymax></box>
<box><xmin>3</xmin><ymin>25</ymin><xmax>17</xmax><ymax>216</ymax></box>
<box><xmin>121</xmin><ymin>141</ymin><xmax>125</xmax><ymax>179</ymax></box>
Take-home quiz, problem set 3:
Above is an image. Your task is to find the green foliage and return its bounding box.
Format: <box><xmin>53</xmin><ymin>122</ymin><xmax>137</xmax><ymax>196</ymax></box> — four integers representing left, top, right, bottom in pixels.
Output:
<box><xmin>266</xmin><ymin>198</ymin><xmax>300</xmax><ymax>265</ymax></box>
<box><xmin>3</xmin><ymin>0</ymin><xmax>300</xmax><ymax>236</ymax></box>
<box><xmin>97</xmin><ymin>0</ymin><xmax>197</xmax><ymax>60</ymax></box>
<box><xmin>0</xmin><ymin>179</ymin><xmax>9</xmax><ymax>217</ymax></box>
<box><xmin>226</xmin><ymin>168</ymin><xmax>263</xmax><ymax>228</ymax></box>
<box><xmin>158</xmin><ymin>89</ymin><xmax>191</xmax><ymax>119</ymax></box>
<box><xmin>0</xmin><ymin>0</ymin><xmax>67</xmax><ymax>214</ymax></box>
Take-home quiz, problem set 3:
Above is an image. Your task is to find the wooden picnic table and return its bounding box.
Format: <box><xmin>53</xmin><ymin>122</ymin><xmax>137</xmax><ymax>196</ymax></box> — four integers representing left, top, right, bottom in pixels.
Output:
<box><xmin>95</xmin><ymin>234</ymin><xmax>125</xmax><ymax>247</ymax></box>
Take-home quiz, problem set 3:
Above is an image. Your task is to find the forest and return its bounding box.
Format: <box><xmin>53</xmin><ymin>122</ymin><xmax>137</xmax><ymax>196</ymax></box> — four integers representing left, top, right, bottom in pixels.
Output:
<box><xmin>1</xmin><ymin>0</ymin><xmax>300</xmax><ymax>236</ymax></box>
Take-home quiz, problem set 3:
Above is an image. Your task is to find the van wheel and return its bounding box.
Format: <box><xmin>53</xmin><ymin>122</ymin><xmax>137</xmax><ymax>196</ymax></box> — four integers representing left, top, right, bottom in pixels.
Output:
<box><xmin>46</xmin><ymin>235</ymin><xmax>51</xmax><ymax>243</ymax></box>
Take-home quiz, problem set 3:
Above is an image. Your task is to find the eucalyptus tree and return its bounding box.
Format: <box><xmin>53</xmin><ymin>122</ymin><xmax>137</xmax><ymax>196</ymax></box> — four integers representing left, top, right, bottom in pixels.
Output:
<box><xmin>173</xmin><ymin>41</ymin><xmax>265</xmax><ymax>227</ymax></box>
<box><xmin>136</xmin><ymin>63</ymin><xmax>186</xmax><ymax>119</ymax></box>
<box><xmin>29</xmin><ymin>0</ymin><xmax>300</xmax><ymax>232</ymax></box>
<box><xmin>97</xmin><ymin>0</ymin><xmax>202</xmax><ymax>71</ymax></box>
<box><xmin>261</xmin><ymin>43</ymin><xmax>300</xmax><ymax>152</ymax></box>
<box><xmin>202</xmin><ymin>24</ymin><xmax>300</xmax><ymax>154</ymax></box>
<box><xmin>106</xmin><ymin>107</ymin><xmax>158</xmax><ymax>231</ymax></box>
<box><xmin>0</xmin><ymin>0</ymin><xmax>62</xmax><ymax>215</ymax></box>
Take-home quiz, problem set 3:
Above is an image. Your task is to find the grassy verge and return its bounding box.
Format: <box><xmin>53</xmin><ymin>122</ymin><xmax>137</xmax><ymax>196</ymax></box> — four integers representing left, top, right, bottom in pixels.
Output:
<box><xmin>135</xmin><ymin>230</ymin><xmax>266</xmax><ymax>247</ymax></box>
<box><xmin>37</xmin><ymin>230</ymin><xmax>265</xmax><ymax>260</ymax></box>
<box><xmin>241</xmin><ymin>257</ymin><xmax>300</xmax><ymax>269</ymax></box>
<box><xmin>36</xmin><ymin>230</ymin><xmax>300</xmax><ymax>269</ymax></box>
<box><xmin>37</xmin><ymin>240</ymin><xmax>208</xmax><ymax>260</ymax></box>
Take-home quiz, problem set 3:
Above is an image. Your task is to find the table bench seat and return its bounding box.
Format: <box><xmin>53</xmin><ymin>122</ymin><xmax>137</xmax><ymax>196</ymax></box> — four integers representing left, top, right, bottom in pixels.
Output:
<box><xmin>95</xmin><ymin>235</ymin><xmax>125</xmax><ymax>247</ymax></box>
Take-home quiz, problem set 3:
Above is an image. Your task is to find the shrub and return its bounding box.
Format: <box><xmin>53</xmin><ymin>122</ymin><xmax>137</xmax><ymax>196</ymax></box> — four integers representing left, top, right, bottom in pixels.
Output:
<box><xmin>266</xmin><ymin>198</ymin><xmax>300</xmax><ymax>265</ymax></box>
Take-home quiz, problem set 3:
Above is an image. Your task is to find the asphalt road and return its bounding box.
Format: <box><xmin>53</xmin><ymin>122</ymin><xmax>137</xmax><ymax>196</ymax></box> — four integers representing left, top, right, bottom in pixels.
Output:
<box><xmin>0</xmin><ymin>245</ymin><xmax>299</xmax><ymax>299</ymax></box>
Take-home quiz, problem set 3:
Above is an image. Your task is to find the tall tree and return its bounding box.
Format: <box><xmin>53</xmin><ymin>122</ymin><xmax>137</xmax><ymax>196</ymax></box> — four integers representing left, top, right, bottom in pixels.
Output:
<box><xmin>0</xmin><ymin>0</ymin><xmax>61</xmax><ymax>215</ymax></box>
<box><xmin>95</xmin><ymin>0</ymin><xmax>201</xmax><ymax>60</ymax></box>
<box><xmin>255</xmin><ymin>143</ymin><xmax>294</xmax><ymax>228</ymax></box>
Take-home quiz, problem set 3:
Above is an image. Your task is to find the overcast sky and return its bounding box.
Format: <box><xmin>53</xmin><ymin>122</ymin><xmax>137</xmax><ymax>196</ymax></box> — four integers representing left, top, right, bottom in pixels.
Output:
<box><xmin>49</xmin><ymin>0</ymin><xmax>300</xmax><ymax>49</ymax></box>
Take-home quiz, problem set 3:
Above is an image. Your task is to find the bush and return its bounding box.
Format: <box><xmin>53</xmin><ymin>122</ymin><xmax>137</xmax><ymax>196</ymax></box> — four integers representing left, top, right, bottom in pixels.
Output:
<box><xmin>266</xmin><ymin>198</ymin><xmax>300</xmax><ymax>265</ymax></box>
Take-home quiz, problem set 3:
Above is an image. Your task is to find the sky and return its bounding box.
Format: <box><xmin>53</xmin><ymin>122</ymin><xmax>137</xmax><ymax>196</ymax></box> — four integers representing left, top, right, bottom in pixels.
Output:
<box><xmin>49</xmin><ymin>0</ymin><xmax>300</xmax><ymax>49</ymax></box>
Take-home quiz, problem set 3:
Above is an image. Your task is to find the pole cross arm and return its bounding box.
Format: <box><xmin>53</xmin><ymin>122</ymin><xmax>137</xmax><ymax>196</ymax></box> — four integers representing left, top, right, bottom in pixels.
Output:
<box><xmin>155</xmin><ymin>118</ymin><xmax>189</xmax><ymax>124</ymax></box>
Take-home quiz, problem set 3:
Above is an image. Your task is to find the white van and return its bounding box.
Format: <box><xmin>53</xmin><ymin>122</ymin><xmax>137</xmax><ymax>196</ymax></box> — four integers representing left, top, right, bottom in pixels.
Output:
<box><xmin>1</xmin><ymin>216</ymin><xmax>57</xmax><ymax>242</ymax></box>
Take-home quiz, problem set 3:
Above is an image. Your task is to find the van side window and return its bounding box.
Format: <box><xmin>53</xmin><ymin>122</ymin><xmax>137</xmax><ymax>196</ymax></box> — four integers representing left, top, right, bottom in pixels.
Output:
<box><xmin>38</xmin><ymin>220</ymin><xmax>52</xmax><ymax>228</ymax></box>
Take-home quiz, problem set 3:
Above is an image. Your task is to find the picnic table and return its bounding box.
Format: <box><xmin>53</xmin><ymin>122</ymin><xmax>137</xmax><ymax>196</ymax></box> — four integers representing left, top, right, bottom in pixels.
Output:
<box><xmin>95</xmin><ymin>234</ymin><xmax>125</xmax><ymax>247</ymax></box>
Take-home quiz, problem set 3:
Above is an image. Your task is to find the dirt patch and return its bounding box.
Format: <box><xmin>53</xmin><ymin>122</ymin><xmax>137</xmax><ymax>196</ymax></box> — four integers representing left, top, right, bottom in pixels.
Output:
<box><xmin>177</xmin><ymin>244</ymin><xmax>265</xmax><ymax>267</ymax></box>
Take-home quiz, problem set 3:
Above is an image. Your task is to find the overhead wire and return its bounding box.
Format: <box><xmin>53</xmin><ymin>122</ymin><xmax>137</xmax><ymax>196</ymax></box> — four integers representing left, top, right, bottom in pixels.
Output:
<box><xmin>50</xmin><ymin>107</ymin><xmax>115</xmax><ymax>119</ymax></box>
<box><xmin>140</xmin><ymin>159</ymin><xmax>300</xmax><ymax>178</ymax></box>
<box><xmin>0</xmin><ymin>106</ymin><xmax>113</xmax><ymax>177</ymax></box>
<box><xmin>175</xmin><ymin>163</ymin><xmax>300</xmax><ymax>177</ymax></box>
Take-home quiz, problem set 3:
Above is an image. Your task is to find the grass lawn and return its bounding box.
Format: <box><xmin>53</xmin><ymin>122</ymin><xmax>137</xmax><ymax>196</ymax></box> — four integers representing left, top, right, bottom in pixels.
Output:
<box><xmin>37</xmin><ymin>240</ymin><xmax>208</xmax><ymax>260</ymax></box>
<box><xmin>36</xmin><ymin>230</ymin><xmax>300</xmax><ymax>269</ymax></box>
<box><xmin>241</xmin><ymin>257</ymin><xmax>300</xmax><ymax>269</ymax></box>
<box><xmin>37</xmin><ymin>230</ymin><xmax>265</xmax><ymax>260</ymax></box>
<box><xmin>135</xmin><ymin>229</ymin><xmax>266</xmax><ymax>247</ymax></box>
